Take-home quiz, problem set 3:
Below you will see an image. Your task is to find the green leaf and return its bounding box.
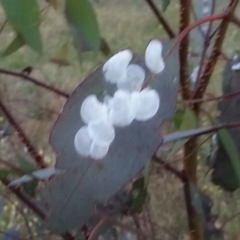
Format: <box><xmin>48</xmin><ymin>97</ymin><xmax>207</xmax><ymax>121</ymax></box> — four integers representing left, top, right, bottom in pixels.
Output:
<box><xmin>0</xmin><ymin>169</ymin><xmax>11</xmax><ymax>180</ymax></box>
<box><xmin>18</xmin><ymin>157</ymin><xmax>37</xmax><ymax>173</ymax></box>
<box><xmin>162</xmin><ymin>0</ymin><xmax>170</xmax><ymax>12</ymax></box>
<box><xmin>130</xmin><ymin>177</ymin><xmax>148</xmax><ymax>213</ymax></box>
<box><xmin>2</xmin><ymin>34</ymin><xmax>25</xmax><ymax>57</ymax></box>
<box><xmin>218</xmin><ymin>128</ymin><xmax>240</xmax><ymax>183</ymax></box>
<box><xmin>1</xmin><ymin>0</ymin><xmax>42</xmax><ymax>53</ymax></box>
<box><xmin>173</xmin><ymin>109</ymin><xmax>185</xmax><ymax>129</ymax></box>
<box><xmin>167</xmin><ymin>108</ymin><xmax>197</xmax><ymax>160</ymax></box>
<box><xmin>16</xmin><ymin>158</ymin><xmax>37</xmax><ymax>196</ymax></box>
<box><xmin>166</xmin><ymin>138</ymin><xmax>188</xmax><ymax>160</ymax></box>
<box><xmin>180</xmin><ymin>108</ymin><xmax>197</xmax><ymax>130</ymax></box>
<box><xmin>22</xmin><ymin>180</ymin><xmax>38</xmax><ymax>197</ymax></box>
<box><xmin>65</xmin><ymin>0</ymin><xmax>101</xmax><ymax>51</ymax></box>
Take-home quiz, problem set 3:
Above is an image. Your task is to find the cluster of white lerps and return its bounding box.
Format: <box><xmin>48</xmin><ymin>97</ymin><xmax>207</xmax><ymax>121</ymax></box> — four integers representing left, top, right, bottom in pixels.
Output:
<box><xmin>74</xmin><ymin>40</ymin><xmax>165</xmax><ymax>160</ymax></box>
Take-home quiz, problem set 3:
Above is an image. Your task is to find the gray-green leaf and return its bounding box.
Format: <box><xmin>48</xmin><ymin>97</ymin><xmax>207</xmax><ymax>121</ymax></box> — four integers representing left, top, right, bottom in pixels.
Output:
<box><xmin>65</xmin><ymin>0</ymin><xmax>101</xmax><ymax>51</ymax></box>
<box><xmin>1</xmin><ymin>0</ymin><xmax>42</xmax><ymax>53</ymax></box>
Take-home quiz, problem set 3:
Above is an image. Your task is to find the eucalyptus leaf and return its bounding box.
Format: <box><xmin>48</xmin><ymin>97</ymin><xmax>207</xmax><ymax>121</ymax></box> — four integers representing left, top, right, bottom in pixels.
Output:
<box><xmin>2</xmin><ymin>34</ymin><xmax>25</xmax><ymax>57</ymax></box>
<box><xmin>1</xmin><ymin>0</ymin><xmax>42</xmax><ymax>53</ymax></box>
<box><xmin>42</xmin><ymin>40</ymin><xmax>179</xmax><ymax>233</ymax></box>
<box><xmin>209</xmin><ymin>53</ymin><xmax>240</xmax><ymax>191</ymax></box>
<box><xmin>8</xmin><ymin>167</ymin><xmax>63</xmax><ymax>187</ymax></box>
<box><xmin>162</xmin><ymin>0</ymin><xmax>170</xmax><ymax>12</ymax></box>
<box><xmin>65</xmin><ymin>0</ymin><xmax>101</xmax><ymax>51</ymax></box>
<box><xmin>218</xmin><ymin>129</ymin><xmax>240</xmax><ymax>182</ymax></box>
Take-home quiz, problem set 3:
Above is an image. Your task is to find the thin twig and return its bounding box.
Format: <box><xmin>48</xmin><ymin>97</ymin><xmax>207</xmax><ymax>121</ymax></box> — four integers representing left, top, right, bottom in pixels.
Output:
<box><xmin>193</xmin><ymin>0</ymin><xmax>238</xmax><ymax>109</ymax></box>
<box><xmin>1</xmin><ymin>179</ymin><xmax>75</xmax><ymax>240</ymax></box>
<box><xmin>162</xmin><ymin>121</ymin><xmax>240</xmax><ymax>144</ymax></box>
<box><xmin>193</xmin><ymin>0</ymin><xmax>216</xmax><ymax>94</ymax></box>
<box><xmin>144</xmin><ymin>0</ymin><xmax>175</xmax><ymax>38</ymax></box>
<box><xmin>152</xmin><ymin>155</ymin><xmax>184</xmax><ymax>181</ymax></box>
<box><xmin>88</xmin><ymin>219</ymin><xmax>105</xmax><ymax>240</ymax></box>
<box><xmin>0</xmin><ymin>98</ymin><xmax>47</xmax><ymax>168</ymax></box>
<box><xmin>96</xmin><ymin>211</ymin><xmax>156</xmax><ymax>240</ymax></box>
<box><xmin>0</xmin><ymin>67</ymin><xmax>69</xmax><ymax>98</ymax></box>
<box><xmin>1</xmin><ymin>179</ymin><xmax>47</xmax><ymax>218</ymax></box>
<box><xmin>185</xmin><ymin>89</ymin><xmax>240</xmax><ymax>104</ymax></box>
<box><xmin>221</xmin><ymin>211</ymin><xmax>240</xmax><ymax>228</ymax></box>
<box><xmin>0</xmin><ymin>157</ymin><xmax>32</xmax><ymax>175</ymax></box>
<box><xmin>178</xmin><ymin>0</ymin><xmax>192</xmax><ymax>100</ymax></box>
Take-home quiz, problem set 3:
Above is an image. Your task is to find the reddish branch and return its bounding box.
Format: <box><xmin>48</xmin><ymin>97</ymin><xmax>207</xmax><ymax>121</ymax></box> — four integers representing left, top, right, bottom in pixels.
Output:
<box><xmin>144</xmin><ymin>0</ymin><xmax>175</xmax><ymax>38</ymax></box>
<box><xmin>164</xmin><ymin>14</ymin><xmax>228</xmax><ymax>60</ymax></box>
<box><xmin>186</xmin><ymin>89</ymin><xmax>240</xmax><ymax>104</ymax></box>
<box><xmin>193</xmin><ymin>0</ymin><xmax>238</xmax><ymax>109</ymax></box>
<box><xmin>1</xmin><ymin>179</ymin><xmax>75</xmax><ymax>240</ymax></box>
<box><xmin>1</xmin><ymin>179</ymin><xmax>46</xmax><ymax>218</ymax></box>
<box><xmin>193</xmin><ymin>0</ymin><xmax>216</xmax><ymax>94</ymax></box>
<box><xmin>179</xmin><ymin>0</ymin><xmax>202</xmax><ymax>239</ymax></box>
<box><xmin>152</xmin><ymin>155</ymin><xmax>184</xmax><ymax>181</ymax></box>
<box><xmin>0</xmin><ymin>67</ymin><xmax>69</xmax><ymax>98</ymax></box>
<box><xmin>178</xmin><ymin>0</ymin><xmax>192</xmax><ymax>100</ymax></box>
<box><xmin>0</xmin><ymin>98</ymin><xmax>47</xmax><ymax>168</ymax></box>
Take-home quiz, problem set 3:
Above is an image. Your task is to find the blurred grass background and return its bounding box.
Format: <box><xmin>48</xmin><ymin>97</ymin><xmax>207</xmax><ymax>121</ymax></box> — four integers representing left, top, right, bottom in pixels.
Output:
<box><xmin>0</xmin><ymin>0</ymin><xmax>240</xmax><ymax>239</ymax></box>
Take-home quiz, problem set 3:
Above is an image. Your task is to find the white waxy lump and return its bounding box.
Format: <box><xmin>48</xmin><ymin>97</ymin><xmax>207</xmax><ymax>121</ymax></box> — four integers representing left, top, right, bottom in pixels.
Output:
<box><xmin>88</xmin><ymin>120</ymin><xmax>115</xmax><ymax>146</ymax></box>
<box><xmin>103</xmin><ymin>50</ymin><xmax>133</xmax><ymax>84</ymax></box>
<box><xmin>108</xmin><ymin>90</ymin><xmax>135</xmax><ymax>127</ymax></box>
<box><xmin>145</xmin><ymin>40</ymin><xmax>165</xmax><ymax>74</ymax></box>
<box><xmin>131</xmin><ymin>88</ymin><xmax>160</xmax><ymax>121</ymax></box>
<box><xmin>117</xmin><ymin>64</ymin><xmax>145</xmax><ymax>92</ymax></box>
<box><xmin>80</xmin><ymin>95</ymin><xmax>108</xmax><ymax>124</ymax></box>
<box><xmin>74</xmin><ymin>126</ymin><xmax>93</xmax><ymax>157</ymax></box>
<box><xmin>90</xmin><ymin>142</ymin><xmax>109</xmax><ymax>160</ymax></box>
<box><xmin>231</xmin><ymin>62</ymin><xmax>240</xmax><ymax>71</ymax></box>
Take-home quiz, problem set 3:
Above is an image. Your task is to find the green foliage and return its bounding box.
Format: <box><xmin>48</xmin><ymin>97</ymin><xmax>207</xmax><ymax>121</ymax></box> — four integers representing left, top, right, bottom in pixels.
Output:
<box><xmin>65</xmin><ymin>0</ymin><xmax>101</xmax><ymax>51</ymax></box>
<box><xmin>218</xmin><ymin>129</ymin><xmax>240</xmax><ymax>183</ymax></box>
<box><xmin>161</xmin><ymin>0</ymin><xmax>171</xmax><ymax>12</ymax></box>
<box><xmin>1</xmin><ymin>0</ymin><xmax>42</xmax><ymax>53</ymax></box>
<box><xmin>17</xmin><ymin>157</ymin><xmax>38</xmax><ymax>196</ymax></box>
<box><xmin>0</xmin><ymin>169</ymin><xmax>10</xmax><ymax>180</ymax></box>
<box><xmin>130</xmin><ymin>177</ymin><xmax>148</xmax><ymax>213</ymax></box>
<box><xmin>2</xmin><ymin>34</ymin><xmax>25</xmax><ymax>57</ymax></box>
<box><xmin>210</xmin><ymin>130</ymin><xmax>240</xmax><ymax>192</ymax></box>
<box><xmin>167</xmin><ymin>108</ymin><xmax>197</xmax><ymax>160</ymax></box>
<box><xmin>18</xmin><ymin>157</ymin><xmax>37</xmax><ymax>173</ymax></box>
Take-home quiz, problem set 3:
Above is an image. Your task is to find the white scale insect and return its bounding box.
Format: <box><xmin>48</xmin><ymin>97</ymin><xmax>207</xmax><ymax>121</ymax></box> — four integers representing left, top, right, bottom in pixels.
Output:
<box><xmin>74</xmin><ymin>40</ymin><xmax>165</xmax><ymax>160</ymax></box>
